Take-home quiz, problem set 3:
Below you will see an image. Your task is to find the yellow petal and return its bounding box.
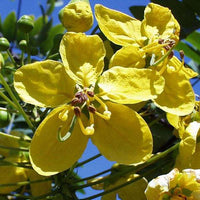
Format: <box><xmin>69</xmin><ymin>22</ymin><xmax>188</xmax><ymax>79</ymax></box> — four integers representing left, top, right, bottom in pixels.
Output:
<box><xmin>166</xmin><ymin>113</ymin><xmax>181</xmax><ymax>130</ymax></box>
<box><xmin>91</xmin><ymin>102</ymin><xmax>152</xmax><ymax>164</ymax></box>
<box><xmin>59</xmin><ymin>0</ymin><xmax>93</xmax><ymax>32</ymax></box>
<box><xmin>98</xmin><ymin>67</ymin><xmax>165</xmax><ymax>104</ymax></box>
<box><xmin>26</xmin><ymin>169</ymin><xmax>52</xmax><ymax>197</ymax></box>
<box><xmin>118</xmin><ymin>174</ymin><xmax>147</xmax><ymax>200</ymax></box>
<box><xmin>14</xmin><ymin>60</ymin><xmax>75</xmax><ymax>107</ymax></box>
<box><xmin>170</xmin><ymin>56</ymin><xmax>198</xmax><ymax>79</ymax></box>
<box><xmin>0</xmin><ymin>158</ymin><xmax>27</xmax><ymax>194</ymax></box>
<box><xmin>175</xmin><ymin>122</ymin><xmax>200</xmax><ymax>170</ymax></box>
<box><xmin>30</xmin><ymin>105</ymin><xmax>88</xmax><ymax>176</ymax></box>
<box><xmin>60</xmin><ymin>32</ymin><xmax>105</xmax><ymax>87</ymax></box>
<box><xmin>109</xmin><ymin>45</ymin><xmax>145</xmax><ymax>69</ymax></box>
<box><xmin>0</xmin><ymin>132</ymin><xmax>29</xmax><ymax>157</ymax></box>
<box><xmin>141</xmin><ymin>3</ymin><xmax>180</xmax><ymax>42</ymax></box>
<box><xmin>153</xmin><ymin>67</ymin><xmax>195</xmax><ymax>116</ymax></box>
<box><xmin>102</xmin><ymin>174</ymin><xmax>147</xmax><ymax>200</ymax></box>
<box><xmin>95</xmin><ymin>4</ymin><xmax>144</xmax><ymax>47</ymax></box>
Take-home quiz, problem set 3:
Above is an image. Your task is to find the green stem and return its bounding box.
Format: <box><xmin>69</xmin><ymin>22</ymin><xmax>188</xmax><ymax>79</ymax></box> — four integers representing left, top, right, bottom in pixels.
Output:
<box><xmin>76</xmin><ymin>154</ymin><xmax>102</xmax><ymax>168</ymax></box>
<box><xmin>72</xmin><ymin>168</ymin><xmax>111</xmax><ymax>184</ymax></box>
<box><xmin>0</xmin><ymin>160</ymin><xmax>32</xmax><ymax>169</ymax></box>
<box><xmin>0</xmin><ymin>178</ymin><xmax>51</xmax><ymax>187</ymax></box>
<box><xmin>0</xmin><ymin>145</ymin><xmax>29</xmax><ymax>152</ymax></box>
<box><xmin>6</xmin><ymin>50</ymin><xmax>18</xmax><ymax>68</ymax></box>
<box><xmin>72</xmin><ymin>142</ymin><xmax>179</xmax><ymax>190</ymax></box>
<box><xmin>46</xmin><ymin>52</ymin><xmax>59</xmax><ymax>60</ymax></box>
<box><xmin>151</xmin><ymin>47</ymin><xmax>173</xmax><ymax>67</ymax></box>
<box><xmin>0</xmin><ymin>73</ymin><xmax>34</xmax><ymax>130</ymax></box>
<box><xmin>0</xmin><ymin>91</ymin><xmax>18</xmax><ymax>109</ymax></box>
<box><xmin>25</xmin><ymin>33</ymin><xmax>31</xmax><ymax>63</ymax></box>
<box><xmin>90</xmin><ymin>25</ymin><xmax>99</xmax><ymax>35</ymax></box>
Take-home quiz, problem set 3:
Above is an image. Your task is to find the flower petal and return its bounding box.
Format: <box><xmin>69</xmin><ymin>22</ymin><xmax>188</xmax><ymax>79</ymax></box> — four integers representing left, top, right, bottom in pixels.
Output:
<box><xmin>60</xmin><ymin>32</ymin><xmax>105</xmax><ymax>87</ymax></box>
<box><xmin>0</xmin><ymin>158</ymin><xmax>27</xmax><ymax>194</ymax></box>
<box><xmin>170</xmin><ymin>56</ymin><xmax>198</xmax><ymax>79</ymax></box>
<box><xmin>175</xmin><ymin>121</ymin><xmax>200</xmax><ymax>170</ymax></box>
<box><xmin>30</xmin><ymin>105</ymin><xmax>88</xmax><ymax>176</ymax></box>
<box><xmin>14</xmin><ymin>60</ymin><xmax>75</xmax><ymax>107</ymax></box>
<box><xmin>141</xmin><ymin>3</ymin><xmax>180</xmax><ymax>42</ymax></box>
<box><xmin>109</xmin><ymin>45</ymin><xmax>145</xmax><ymax>69</ymax></box>
<box><xmin>91</xmin><ymin>102</ymin><xmax>153</xmax><ymax>164</ymax></box>
<box><xmin>98</xmin><ymin>67</ymin><xmax>165</xmax><ymax>104</ymax></box>
<box><xmin>95</xmin><ymin>4</ymin><xmax>144</xmax><ymax>47</ymax></box>
<box><xmin>102</xmin><ymin>174</ymin><xmax>147</xmax><ymax>200</ymax></box>
<box><xmin>26</xmin><ymin>169</ymin><xmax>52</xmax><ymax>197</ymax></box>
<box><xmin>153</xmin><ymin>67</ymin><xmax>195</xmax><ymax>116</ymax></box>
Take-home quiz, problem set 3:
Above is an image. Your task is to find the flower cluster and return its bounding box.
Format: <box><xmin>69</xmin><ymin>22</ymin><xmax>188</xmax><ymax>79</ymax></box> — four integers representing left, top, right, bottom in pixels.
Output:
<box><xmin>0</xmin><ymin>0</ymin><xmax>199</xmax><ymax>199</ymax></box>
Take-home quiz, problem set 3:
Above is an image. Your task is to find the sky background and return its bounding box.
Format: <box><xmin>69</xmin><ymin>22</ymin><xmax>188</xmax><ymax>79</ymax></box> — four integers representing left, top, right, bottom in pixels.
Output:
<box><xmin>0</xmin><ymin>0</ymin><xmax>200</xmax><ymax>199</ymax></box>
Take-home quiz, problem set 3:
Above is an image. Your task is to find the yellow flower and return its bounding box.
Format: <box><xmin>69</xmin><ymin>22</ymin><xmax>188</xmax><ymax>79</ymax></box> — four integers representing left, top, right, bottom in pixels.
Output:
<box><xmin>0</xmin><ymin>132</ymin><xmax>51</xmax><ymax>196</ymax></box>
<box><xmin>90</xmin><ymin>173</ymin><xmax>147</xmax><ymax>200</ymax></box>
<box><xmin>167</xmin><ymin>104</ymin><xmax>200</xmax><ymax>170</ymax></box>
<box><xmin>59</xmin><ymin>0</ymin><xmax>93</xmax><ymax>32</ymax></box>
<box><xmin>95</xmin><ymin>3</ymin><xmax>197</xmax><ymax>116</ymax></box>
<box><xmin>145</xmin><ymin>168</ymin><xmax>200</xmax><ymax>200</ymax></box>
<box><xmin>14</xmin><ymin>32</ymin><xmax>156</xmax><ymax>176</ymax></box>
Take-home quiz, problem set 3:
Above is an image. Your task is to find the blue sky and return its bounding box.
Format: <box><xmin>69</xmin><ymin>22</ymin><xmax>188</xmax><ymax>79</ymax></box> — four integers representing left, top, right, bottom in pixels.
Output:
<box><xmin>1</xmin><ymin>0</ymin><xmax>200</xmax><ymax>199</ymax></box>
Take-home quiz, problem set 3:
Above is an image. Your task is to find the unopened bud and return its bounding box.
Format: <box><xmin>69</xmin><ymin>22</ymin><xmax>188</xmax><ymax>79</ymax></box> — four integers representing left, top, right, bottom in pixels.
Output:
<box><xmin>19</xmin><ymin>40</ymin><xmax>27</xmax><ymax>51</ymax></box>
<box><xmin>17</xmin><ymin>15</ymin><xmax>34</xmax><ymax>33</ymax></box>
<box><xmin>59</xmin><ymin>0</ymin><xmax>93</xmax><ymax>32</ymax></box>
<box><xmin>0</xmin><ymin>37</ymin><xmax>10</xmax><ymax>51</ymax></box>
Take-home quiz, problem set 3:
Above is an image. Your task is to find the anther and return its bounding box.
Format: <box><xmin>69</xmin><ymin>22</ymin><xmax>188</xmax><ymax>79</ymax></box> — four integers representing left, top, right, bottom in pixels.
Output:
<box><xmin>88</xmin><ymin>105</ymin><xmax>96</xmax><ymax>113</ymax></box>
<box><xmin>158</xmin><ymin>38</ymin><xmax>164</xmax><ymax>44</ymax></box>
<box><xmin>75</xmin><ymin>91</ymin><xmax>88</xmax><ymax>102</ymax></box>
<box><xmin>74</xmin><ymin>106</ymin><xmax>81</xmax><ymax>117</ymax></box>
<box><xmin>71</xmin><ymin>97</ymin><xmax>81</xmax><ymax>106</ymax></box>
<box><xmin>164</xmin><ymin>45</ymin><xmax>170</xmax><ymax>51</ymax></box>
<box><xmin>87</xmin><ymin>90</ymin><xmax>94</xmax><ymax>97</ymax></box>
<box><xmin>179</xmin><ymin>50</ymin><xmax>184</xmax><ymax>60</ymax></box>
<box><xmin>168</xmin><ymin>51</ymin><xmax>174</xmax><ymax>59</ymax></box>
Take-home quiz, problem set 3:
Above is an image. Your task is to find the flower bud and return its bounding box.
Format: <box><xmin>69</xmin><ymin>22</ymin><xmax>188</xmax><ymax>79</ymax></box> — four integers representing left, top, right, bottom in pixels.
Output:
<box><xmin>59</xmin><ymin>0</ymin><xmax>93</xmax><ymax>32</ymax></box>
<box><xmin>0</xmin><ymin>37</ymin><xmax>10</xmax><ymax>51</ymax></box>
<box><xmin>0</xmin><ymin>109</ymin><xmax>11</xmax><ymax>128</ymax></box>
<box><xmin>17</xmin><ymin>15</ymin><xmax>34</xmax><ymax>33</ymax></box>
<box><xmin>19</xmin><ymin>40</ymin><xmax>27</xmax><ymax>51</ymax></box>
<box><xmin>0</xmin><ymin>53</ymin><xmax>4</xmax><ymax>67</ymax></box>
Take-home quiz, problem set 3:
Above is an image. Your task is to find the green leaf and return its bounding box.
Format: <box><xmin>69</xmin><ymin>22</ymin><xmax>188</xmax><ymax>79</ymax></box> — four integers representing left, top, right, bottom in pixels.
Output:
<box><xmin>175</xmin><ymin>42</ymin><xmax>200</xmax><ymax>64</ymax></box>
<box><xmin>185</xmin><ymin>31</ymin><xmax>200</xmax><ymax>51</ymax></box>
<box><xmin>2</xmin><ymin>12</ymin><xmax>17</xmax><ymax>41</ymax></box>
<box><xmin>129</xmin><ymin>6</ymin><xmax>145</xmax><ymax>21</ymax></box>
<box><xmin>46</xmin><ymin>0</ymin><xmax>55</xmax><ymax>16</ymax></box>
<box><xmin>37</xmin><ymin>19</ymin><xmax>52</xmax><ymax>45</ymax></box>
<box><xmin>40</xmin><ymin>24</ymin><xmax>65</xmax><ymax>54</ymax></box>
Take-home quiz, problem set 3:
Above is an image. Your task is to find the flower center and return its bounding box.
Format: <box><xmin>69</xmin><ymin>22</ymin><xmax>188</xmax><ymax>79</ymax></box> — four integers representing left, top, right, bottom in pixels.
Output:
<box><xmin>58</xmin><ymin>85</ymin><xmax>111</xmax><ymax>141</ymax></box>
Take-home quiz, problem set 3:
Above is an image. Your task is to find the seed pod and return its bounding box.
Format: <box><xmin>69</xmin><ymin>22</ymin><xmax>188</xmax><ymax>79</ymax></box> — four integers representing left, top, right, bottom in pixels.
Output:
<box><xmin>17</xmin><ymin>15</ymin><xmax>34</xmax><ymax>33</ymax></box>
<box><xmin>0</xmin><ymin>110</ymin><xmax>11</xmax><ymax>128</ymax></box>
<box><xmin>59</xmin><ymin>0</ymin><xmax>93</xmax><ymax>32</ymax></box>
<box><xmin>0</xmin><ymin>37</ymin><xmax>10</xmax><ymax>51</ymax></box>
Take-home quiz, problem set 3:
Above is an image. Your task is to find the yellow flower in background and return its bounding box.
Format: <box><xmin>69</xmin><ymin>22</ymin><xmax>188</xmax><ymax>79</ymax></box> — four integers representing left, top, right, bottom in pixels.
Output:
<box><xmin>167</xmin><ymin>104</ymin><xmax>200</xmax><ymax>170</ymax></box>
<box><xmin>89</xmin><ymin>173</ymin><xmax>147</xmax><ymax>200</ymax></box>
<box><xmin>14</xmin><ymin>32</ymin><xmax>155</xmax><ymax>176</ymax></box>
<box><xmin>95</xmin><ymin>3</ymin><xmax>197</xmax><ymax>116</ymax></box>
<box><xmin>0</xmin><ymin>132</ymin><xmax>51</xmax><ymax>196</ymax></box>
<box><xmin>59</xmin><ymin>0</ymin><xmax>93</xmax><ymax>32</ymax></box>
<box><xmin>145</xmin><ymin>168</ymin><xmax>200</xmax><ymax>200</ymax></box>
